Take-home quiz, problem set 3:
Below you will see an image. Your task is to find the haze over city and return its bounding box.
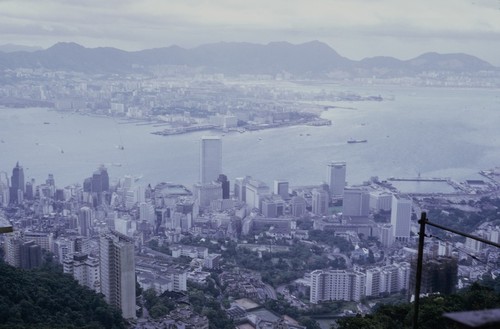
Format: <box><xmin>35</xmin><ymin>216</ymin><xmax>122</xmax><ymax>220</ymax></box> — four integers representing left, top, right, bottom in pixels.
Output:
<box><xmin>2</xmin><ymin>1</ymin><xmax>500</xmax><ymax>329</ymax></box>
<box><xmin>1</xmin><ymin>0</ymin><xmax>500</xmax><ymax>65</ymax></box>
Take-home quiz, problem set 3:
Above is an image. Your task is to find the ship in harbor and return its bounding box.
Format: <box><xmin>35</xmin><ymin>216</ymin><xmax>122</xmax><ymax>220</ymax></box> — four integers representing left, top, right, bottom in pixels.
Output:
<box><xmin>347</xmin><ymin>139</ymin><xmax>367</xmax><ymax>144</ymax></box>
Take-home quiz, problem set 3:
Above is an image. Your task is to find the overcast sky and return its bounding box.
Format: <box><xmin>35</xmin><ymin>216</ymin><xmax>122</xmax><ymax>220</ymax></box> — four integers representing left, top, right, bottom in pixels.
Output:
<box><xmin>1</xmin><ymin>0</ymin><xmax>500</xmax><ymax>65</ymax></box>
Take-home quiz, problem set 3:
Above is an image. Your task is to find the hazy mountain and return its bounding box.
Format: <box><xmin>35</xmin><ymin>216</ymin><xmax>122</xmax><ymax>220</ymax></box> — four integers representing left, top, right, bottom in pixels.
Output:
<box><xmin>406</xmin><ymin>52</ymin><xmax>494</xmax><ymax>72</ymax></box>
<box><xmin>0</xmin><ymin>41</ymin><xmax>496</xmax><ymax>77</ymax></box>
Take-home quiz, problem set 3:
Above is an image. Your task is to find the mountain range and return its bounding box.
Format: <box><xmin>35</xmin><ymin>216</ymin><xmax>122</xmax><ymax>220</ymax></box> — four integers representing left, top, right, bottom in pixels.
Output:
<box><xmin>0</xmin><ymin>41</ymin><xmax>496</xmax><ymax>78</ymax></box>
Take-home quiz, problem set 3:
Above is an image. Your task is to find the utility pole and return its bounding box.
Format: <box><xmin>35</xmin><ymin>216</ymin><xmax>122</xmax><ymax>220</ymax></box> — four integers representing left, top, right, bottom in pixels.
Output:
<box><xmin>412</xmin><ymin>212</ymin><xmax>500</xmax><ymax>329</ymax></box>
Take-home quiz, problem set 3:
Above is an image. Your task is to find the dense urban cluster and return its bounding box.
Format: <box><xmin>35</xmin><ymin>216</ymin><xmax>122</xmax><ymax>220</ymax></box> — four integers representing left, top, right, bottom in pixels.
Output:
<box><xmin>2</xmin><ymin>128</ymin><xmax>500</xmax><ymax>329</ymax></box>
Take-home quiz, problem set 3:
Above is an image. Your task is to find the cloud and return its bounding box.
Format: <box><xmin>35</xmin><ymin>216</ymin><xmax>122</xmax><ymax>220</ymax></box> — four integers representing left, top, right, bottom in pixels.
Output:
<box><xmin>1</xmin><ymin>0</ymin><xmax>499</xmax><ymax>64</ymax></box>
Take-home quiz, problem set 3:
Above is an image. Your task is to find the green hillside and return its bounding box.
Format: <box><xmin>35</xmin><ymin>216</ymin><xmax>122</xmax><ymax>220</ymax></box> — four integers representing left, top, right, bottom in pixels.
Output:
<box><xmin>0</xmin><ymin>261</ymin><xmax>126</xmax><ymax>329</ymax></box>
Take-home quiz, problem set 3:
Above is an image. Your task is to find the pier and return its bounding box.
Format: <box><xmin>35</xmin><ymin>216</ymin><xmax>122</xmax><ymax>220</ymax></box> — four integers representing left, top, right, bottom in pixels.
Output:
<box><xmin>387</xmin><ymin>177</ymin><xmax>449</xmax><ymax>182</ymax></box>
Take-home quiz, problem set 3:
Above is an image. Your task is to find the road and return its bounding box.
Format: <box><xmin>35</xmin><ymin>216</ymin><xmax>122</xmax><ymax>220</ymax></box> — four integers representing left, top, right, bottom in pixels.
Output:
<box><xmin>263</xmin><ymin>283</ymin><xmax>277</xmax><ymax>300</ymax></box>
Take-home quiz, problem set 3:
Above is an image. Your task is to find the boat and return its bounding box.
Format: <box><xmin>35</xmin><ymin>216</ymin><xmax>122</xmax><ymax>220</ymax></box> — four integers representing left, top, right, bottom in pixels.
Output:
<box><xmin>347</xmin><ymin>139</ymin><xmax>367</xmax><ymax>144</ymax></box>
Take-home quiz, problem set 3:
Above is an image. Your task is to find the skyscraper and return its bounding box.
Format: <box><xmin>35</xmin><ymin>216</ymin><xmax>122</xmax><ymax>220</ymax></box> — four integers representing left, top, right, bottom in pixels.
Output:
<box><xmin>217</xmin><ymin>174</ymin><xmax>230</xmax><ymax>199</ymax></box>
<box><xmin>200</xmin><ymin>136</ymin><xmax>222</xmax><ymax>184</ymax></box>
<box><xmin>311</xmin><ymin>188</ymin><xmax>329</xmax><ymax>216</ymax></box>
<box><xmin>78</xmin><ymin>206</ymin><xmax>93</xmax><ymax>237</ymax></box>
<box><xmin>390</xmin><ymin>194</ymin><xmax>412</xmax><ymax>242</ymax></box>
<box><xmin>234</xmin><ymin>176</ymin><xmax>252</xmax><ymax>202</ymax></box>
<box><xmin>326</xmin><ymin>162</ymin><xmax>346</xmax><ymax>198</ymax></box>
<box><xmin>273</xmin><ymin>179</ymin><xmax>289</xmax><ymax>200</ymax></box>
<box><xmin>99</xmin><ymin>230</ymin><xmax>136</xmax><ymax>319</ymax></box>
<box><xmin>10</xmin><ymin>162</ymin><xmax>24</xmax><ymax>204</ymax></box>
<box><xmin>91</xmin><ymin>166</ymin><xmax>109</xmax><ymax>193</ymax></box>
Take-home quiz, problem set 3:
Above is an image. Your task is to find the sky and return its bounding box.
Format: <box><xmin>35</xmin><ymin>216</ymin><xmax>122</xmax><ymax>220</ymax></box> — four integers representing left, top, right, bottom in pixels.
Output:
<box><xmin>1</xmin><ymin>0</ymin><xmax>500</xmax><ymax>65</ymax></box>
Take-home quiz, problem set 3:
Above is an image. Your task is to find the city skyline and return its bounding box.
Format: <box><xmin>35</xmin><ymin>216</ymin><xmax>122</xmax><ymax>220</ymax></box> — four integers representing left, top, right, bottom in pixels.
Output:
<box><xmin>1</xmin><ymin>0</ymin><xmax>500</xmax><ymax>66</ymax></box>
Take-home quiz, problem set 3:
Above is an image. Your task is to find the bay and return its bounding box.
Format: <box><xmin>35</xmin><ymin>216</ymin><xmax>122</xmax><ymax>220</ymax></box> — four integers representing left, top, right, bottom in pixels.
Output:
<box><xmin>0</xmin><ymin>85</ymin><xmax>499</xmax><ymax>189</ymax></box>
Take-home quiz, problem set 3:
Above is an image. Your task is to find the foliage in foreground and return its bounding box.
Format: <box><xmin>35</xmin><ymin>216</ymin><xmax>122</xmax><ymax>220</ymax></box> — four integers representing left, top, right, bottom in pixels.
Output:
<box><xmin>0</xmin><ymin>261</ymin><xmax>125</xmax><ymax>329</ymax></box>
<box><xmin>337</xmin><ymin>282</ymin><xmax>500</xmax><ymax>329</ymax></box>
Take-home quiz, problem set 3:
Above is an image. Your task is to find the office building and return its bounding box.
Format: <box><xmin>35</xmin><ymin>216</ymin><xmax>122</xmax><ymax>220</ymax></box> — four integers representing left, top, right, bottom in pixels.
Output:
<box><xmin>194</xmin><ymin>182</ymin><xmax>222</xmax><ymax>209</ymax></box>
<box><xmin>290</xmin><ymin>196</ymin><xmax>307</xmax><ymax>217</ymax></box>
<box><xmin>217</xmin><ymin>174</ymin><xmax>230</xmax><ymax>199</ymax></box>
<box><xmin>25</xmin><ymin>180</ymin><xmax>34</xmax><ymax>200</ymax></box>
<box><xmin>234</xmin><ymin>176</ymin><xmax>251</xmax><ymax>202</ymax></box>
<box><xmin>200</xmin><ymin>136</ymin><xmax>222</xmax><ymax>184</ymax></box>
<box><xmin>139</xmin><ymin>202</ymin><xmax>156</xmax><ymax>225</ymax></box>
<box><xmin>343</xmin><ymin>188</ymin><xmax>370</xmax><ymax>217</ymax></box>
<box><xmin>99</xmin><ymin>230</ymin><xmax>136</xmax><ymax>319</ymax></box>
<box><xmin>10</xmin><ymin>162</ymin><xmax>24</xmax><ymax>204</ymax></box>
<box><xmin>369</xmin><ymin>191</ymin><xmax>393</xmax><ymax>211</ymax></box>
<box><xmin>390</xmin><ymin>194</ymin><xmax>412</xmax><ymax>242</ymax></box>
<box><xmin>310</xmin><ymin>269</ymin><xmax>365</xmax><ymax>303</ymax></box>
<box><xmin>311</xmin><ymin>188</ymin><xmax>329</xmax><ymax>216</ymax></box>
<box><xmin>91</xmin><ymin>166</ymin><xmax>110</xmax><ymax>193</ymax></box>
<box><xmin>245</xmin><ymin>179</ymin><xmax>269</xmax><ymax>209</ymax></box>
<box><xmin>273</xmin><ymin>180</ymin><xmax>289</xmax><ymax>200</ymax></box>
<box><xmin>326</xmin><ymin>162</ymin><xmax>346</xmax><ymax>198</ymax></box>
<box><xmin>260</xmin><ymin>196</ymin><xmax>285</xmax><ymax>218</ymax></box>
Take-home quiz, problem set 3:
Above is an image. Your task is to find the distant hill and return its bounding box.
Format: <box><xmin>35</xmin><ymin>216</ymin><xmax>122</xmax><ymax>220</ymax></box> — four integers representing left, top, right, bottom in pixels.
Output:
<box><xmin>0</xmin><ymin>41</ymin><xmax>496</xmax><ymax>77</ymax></box>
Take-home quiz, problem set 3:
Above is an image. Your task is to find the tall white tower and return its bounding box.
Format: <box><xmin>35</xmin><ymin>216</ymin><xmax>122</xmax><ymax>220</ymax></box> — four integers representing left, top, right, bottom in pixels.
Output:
<box><xmin>200</xmin><ymin>136</ymin><xmax>222</xmax><ymax>184</ymax></box>
<box><xmin>326</xmin><ymin>162</ymin><xmax>346</xmax><ymax>198</ymax></box>
<box><xmin>99</xmin><ymin>230</ymin><xmax>136</xmax><ymax>319</ymax></box>
<box><xmin>390</xmin><ymin>194</ymin><xmax>412</xmax><ymax>242</ymax></box>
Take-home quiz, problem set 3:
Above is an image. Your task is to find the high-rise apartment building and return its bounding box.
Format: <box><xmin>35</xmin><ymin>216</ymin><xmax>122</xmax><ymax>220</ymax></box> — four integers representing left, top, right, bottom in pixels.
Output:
<box><xmin>23</xmin><ymin>231</ymin><xmax>53</xmax><ymax>252</ymax></box>
<box><xmin>310</xmin><ymin>269</ymin><xmax>365</xmax><ymax>303</ymax></box>
<box><xmin>99</xmin><ymin>230</ymin><xmax>136</xmax><ymax>319</ymax></box>
<box><xmin>64</xmin><ymin>253</ymin><xmax>100</xmax><ymax>293</ymax></box>
<box><xmin>365</xmin><ymin>262</ymin><xmax>410</xmax><ymax>297</ymax></box>
<box><xmin>78</xmin><ymin>206</ymin><xmax>93</xmax><ymax>237</ymax></box>
<box><xmin>3</xmin><ymin>233</ymin><xmax>22</xmax><ymax>267</ymax></box>
<box><xmin>200</xmin><ymin>136</ymin><xmax>222</xmax><ymax>184</ymax></box>
<box><xmin>409</xmin><ymin>256</ymin><xmax>458</xmax><ymax>299</ymax></box>
<box><xmin>20</xmin><ymin>240</ymin><xmax>42</xmax><ymax>270</ymax></box>
<box><xmin>0</xmin><ymin>174</ymin><xmax>10</xmax><ymax>206</ymax></box>
<box><xmin>326</xmin><ymin>162</ymin><xmax>346</xmax><ymax>198</ymax></box>
<box><xmin>390</xmin><ymin>194</ymin><xmax>412</xmax><ymax>242</ymax></box>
